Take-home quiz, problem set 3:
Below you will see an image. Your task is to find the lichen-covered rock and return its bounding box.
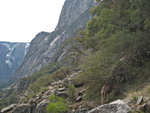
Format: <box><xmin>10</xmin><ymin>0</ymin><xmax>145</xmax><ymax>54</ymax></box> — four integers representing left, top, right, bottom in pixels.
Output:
<box><xmin>88</xmin><ymin>100</ymin><xmax>131</xmax><ymax>113</ymax></box>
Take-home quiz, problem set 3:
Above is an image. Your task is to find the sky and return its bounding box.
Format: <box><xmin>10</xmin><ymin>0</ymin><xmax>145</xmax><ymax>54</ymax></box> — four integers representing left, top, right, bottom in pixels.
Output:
<box><xmin>0</xmin><ymin>0</ymin><xmax>65</xmax><ymax>42</ymax></box>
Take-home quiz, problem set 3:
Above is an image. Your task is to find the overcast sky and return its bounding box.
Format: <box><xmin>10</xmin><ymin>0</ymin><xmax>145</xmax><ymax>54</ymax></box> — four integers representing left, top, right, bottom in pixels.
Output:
<box><xmin>0</xmin><ymin>0</ymin><xmax>65</xmax><ymax>42</ymax></box>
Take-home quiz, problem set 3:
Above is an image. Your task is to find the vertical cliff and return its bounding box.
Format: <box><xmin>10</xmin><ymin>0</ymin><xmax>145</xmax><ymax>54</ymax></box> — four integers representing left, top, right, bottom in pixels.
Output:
<box><xmin>11</xmin><ymin>0</ymin><xmax>96</xmax><ymax>81</ymax></box>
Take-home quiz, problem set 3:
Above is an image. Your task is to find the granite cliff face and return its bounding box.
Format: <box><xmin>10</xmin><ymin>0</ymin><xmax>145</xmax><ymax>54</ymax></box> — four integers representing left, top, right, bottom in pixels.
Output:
<box><xmin>55</xmin><ymin>0</ymin><xmax>96</xmax><ymax>30</ymax></box>
<box><xmin>0</xmin><ymin>42</ymin><xmax>29</xmax><ymax>82</ymax></box>
<box><xmin>12</xmin><ymin>0</ymin><xmax>96</xmax><ymax>81</ymax></box>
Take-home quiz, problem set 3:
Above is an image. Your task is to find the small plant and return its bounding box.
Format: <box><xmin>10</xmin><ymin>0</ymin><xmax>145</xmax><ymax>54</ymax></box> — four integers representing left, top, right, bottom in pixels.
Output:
<box><xmin>46</xmin><ymin>94</ymin><xmax>68</xmax><ymax>113</ymax></box>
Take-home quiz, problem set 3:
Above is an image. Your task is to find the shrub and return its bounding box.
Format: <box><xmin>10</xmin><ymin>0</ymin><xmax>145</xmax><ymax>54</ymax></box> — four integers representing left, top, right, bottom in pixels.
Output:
<box><xmin>67</xmin><ymin>85</ymin><xmax>76</xmax><ymax>102</ymax></box>
<box><xmin>52</xmin><ymin>67</ymin><xmax>71</xmax><ymax>80</ymax></box>
<box><xmin>46</xmin><ymin>94</ymin><xmax>68</xmax><ymax>113</ymax></box>
<box><xmin>80</xmin><ymin>51</ymin><xmax>115</xmax><ymax>100</ymax></box>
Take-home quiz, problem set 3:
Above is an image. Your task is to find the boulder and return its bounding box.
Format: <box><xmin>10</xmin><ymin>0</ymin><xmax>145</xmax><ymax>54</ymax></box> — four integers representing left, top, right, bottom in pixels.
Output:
<box><xmin>136</xmin><ymin>96</ymin><xmax>143</xmax><ymax>105</ymax></box>
<box><xmin>76</xmin><ymin>96</ymin><xmax>82</xmax><ymax>102</ymax></box>
<box><xmin>33</xmin><ymin>100</ymin><xmax>49</xmax><ymax>113</ymax></box>
<box><xmin>78</xmin><ymin>89</ymin><xmax>85</xmax><ymax>96</ymax></box>
<box><xmin>88</xmin><ymin>100</ymin><xmax>131</xmax><ymax>113</ymax></box>
<box><xmin>55</xmin><ymin>91</ymin><xmax>68</xmax><ymax>98</ymax></box>
<box><xmin>74</xmin><ymin>108</ymin><xmax>89</xmax><ymax>113</ymax></box>
<box><xmin>11</xmin><ymin>104</ymin><xmax>31</xmax><ymax>113</ymax></box>
<box><xmin>1</xmin><ymin>104</ymin><xmax>17</xmax><ymax>113</ymax></box>
<box><xmin>58</xmin><ymin>87</ymin><xmax>66</xmax><ymax>92</ymax></box>
<box><xmin>137</xmin><ymin>103</ymin><xmax>146</xmax><ymax>112</ymax></box>
<box><xmin>55</xmin><ymin>88</ymin><xmax>68</xmax><ymax>99</ymax></box>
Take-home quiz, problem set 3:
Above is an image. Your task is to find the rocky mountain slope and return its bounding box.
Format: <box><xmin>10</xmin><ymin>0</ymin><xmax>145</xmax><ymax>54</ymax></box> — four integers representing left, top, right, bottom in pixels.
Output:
<box><xmin>11</xmin><ymin>0</ymin><xmax>96</xmax><ymax>81</ymax></box>
<box><xmin>2</xmin><ymin>71</ymin><xmax>150</xmax><ymax>113</ymax></box>
<box><xmin>0</xmin><ymin>0</ymin><xmax>150</xmax><ymax>112</ymax></box>
<box><xmin>0</xmin><ymin>42</ymin><xmax>29</xmax><ymax>83</ymax></box>
<box><xmin>0</xmin><ymin>71</ymin><xmax>132</xmax><ymax>113</ymax></box>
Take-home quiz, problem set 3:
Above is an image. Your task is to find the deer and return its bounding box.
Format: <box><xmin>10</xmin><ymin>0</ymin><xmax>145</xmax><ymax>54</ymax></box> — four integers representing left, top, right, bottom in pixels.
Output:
<box><xmin>101</xmin><ymin>77</ymin><xmax>119</xmax><ymax>104</ymax></box>
<box><xmin>101</xmin><ymin>84</ymin><xmax>112</xmax><ymax>104</ymax></box>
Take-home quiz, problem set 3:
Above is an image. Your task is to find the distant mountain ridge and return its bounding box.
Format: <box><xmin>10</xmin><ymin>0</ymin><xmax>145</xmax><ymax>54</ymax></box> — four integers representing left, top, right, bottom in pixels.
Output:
<box><xmin>0</xmin><ymin>41</ymin><xmax>29</xmax><ymax>82</ymax></box>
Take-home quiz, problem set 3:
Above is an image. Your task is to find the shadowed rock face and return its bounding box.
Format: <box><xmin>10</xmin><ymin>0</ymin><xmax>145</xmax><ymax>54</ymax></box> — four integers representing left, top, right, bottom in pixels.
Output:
<box><xmin>11</xmin><ymin>0</ymin><xmax>96</xmax><ymax>81</ymax></box>
<box><xmin>0</xmin><ymin>42</ymin><xmax>29</xmax><ymax>82</ymax></box>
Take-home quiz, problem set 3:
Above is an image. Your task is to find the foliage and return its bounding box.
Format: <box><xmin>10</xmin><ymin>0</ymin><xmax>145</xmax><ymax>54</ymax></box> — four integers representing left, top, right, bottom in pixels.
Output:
<box><xmin>46</xmin><ymin>94</ymin><xmax>68</xmax><ymax>113</ymax></box>
<box><xmin>79</xmin><ymin>0</ymin><xmax>150</xmax><ymax>102</ymax></box>
<box><xmin>85</xmin><ymin>0</ymin><xmax>150</xmax><ymax>50</ymax></box>
<box><xmin>67</xmin><ymin>85</ymin><xmax>76</xmax><ymax>102</ymax></box>
<box><xmin>0</xmin><ymin>94</ymin><xmax>19</xmax><ymax>109</ymax></box>
<box><xmin>80</xmin><ymin>51</ymin><xmax>115</xmax><ymax>100</ymax></box>
<box><xmin>52</xmin><ymin>67</ymin><xmax>71</xmax><ymax>80</ymax></box>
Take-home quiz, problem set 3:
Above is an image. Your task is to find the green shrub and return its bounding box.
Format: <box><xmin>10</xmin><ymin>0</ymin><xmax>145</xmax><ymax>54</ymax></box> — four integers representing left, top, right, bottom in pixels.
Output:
<box><xmin>27</xmin><ymin>75</ymin><xmax>54</xmax><ymax>96</ymax></box>
<box><xmin>52</xmin><ymin>67</ymin><xmax>71</xmax><ymax>80</ymax></box>
<box><xmin>67</xmin><ymin>85</ymin><xmax>76</xmax><ymax>102</ymax></box>
<box><xmin>80</xmin><ymin>51</ymin><xmax>114</xmax><ymax>100</ymax></box>
<box><xmin>78</xmin><ymin>0</ymin><xmax>150</xmax><ymax>102</ymax></box>
<box><xmin>46</xmin><ymin>94</ymin><xmax>68</xmax><ymax>113</ymax></box>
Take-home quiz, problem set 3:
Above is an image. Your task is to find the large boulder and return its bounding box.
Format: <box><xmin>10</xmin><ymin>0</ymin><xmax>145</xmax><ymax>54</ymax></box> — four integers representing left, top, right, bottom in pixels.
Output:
<box><xmin>88</xmin><ymin>100</ymin><xmax>131</xmax><ymax>113</ymax></box>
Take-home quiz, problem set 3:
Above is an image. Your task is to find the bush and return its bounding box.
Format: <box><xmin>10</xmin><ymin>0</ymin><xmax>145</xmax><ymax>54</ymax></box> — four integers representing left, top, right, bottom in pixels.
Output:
<box><xmin>80</xmin><ymin>50</ymin><xmax>115</xmax><ymax>100</ymax></box>
<box><xmin>27</xmin><ymin>75</ymin><xmax>54</xmax><ymax>97</ymax></box>
<box><xmin>46</xmin><ymin>94</ymin><xmax>68</xmax><ymax>113</ymax></box>
<box><xmin>67</xmin><ymin>85</ymin><xmax>76</xmax><ymax>102</ymax></box>
<box><xmin>52</xmin><ymin>67</ymin><xmax>71</xmax><ymax>80</ymax></box>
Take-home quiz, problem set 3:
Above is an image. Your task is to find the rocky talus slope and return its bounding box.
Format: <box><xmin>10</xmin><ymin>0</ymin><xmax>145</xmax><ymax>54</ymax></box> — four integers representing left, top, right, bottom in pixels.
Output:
<box><xmin>0</xmin><ymin>71</ymin><xmax>150</xmax><ymax>113</ymax></box>
<box><xmin>0</xmin><ymin>71</ymin><xmax>124</xmax><ymax>113</ymax></box>
<box><xmin>2</xmin><ymin>71</ymin><xmax>150</xmax><ymax>113</ymax></box>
